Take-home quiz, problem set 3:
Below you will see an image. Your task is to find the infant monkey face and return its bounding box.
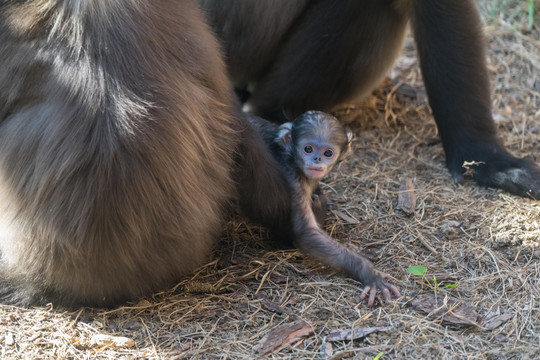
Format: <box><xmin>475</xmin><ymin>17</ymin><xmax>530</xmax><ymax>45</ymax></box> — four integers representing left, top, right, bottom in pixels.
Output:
<box><xmin>298</xmin><ymin>141</ymin><xmax>338</xmax><ymax>180</ymax></box>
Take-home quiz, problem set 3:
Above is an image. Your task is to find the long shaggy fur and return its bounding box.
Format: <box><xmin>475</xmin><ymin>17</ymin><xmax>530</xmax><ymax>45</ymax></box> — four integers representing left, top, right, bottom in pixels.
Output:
<box><xmin>0</xmin><ymin>0</ymin><xmax>237</xmax><ymax>306</ymax></box>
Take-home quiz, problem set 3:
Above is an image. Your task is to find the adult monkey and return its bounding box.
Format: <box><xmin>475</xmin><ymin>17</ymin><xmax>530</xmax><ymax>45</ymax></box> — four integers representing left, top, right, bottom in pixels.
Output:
<box><xmin>0</xmin><ymin>0</ymin><xmax>295</xmax><ymax>306</ymax></box>
<box><xmin>198</xmin><ymin>0</ymin><xmax>540</xmax><ymax>199</ymax></box>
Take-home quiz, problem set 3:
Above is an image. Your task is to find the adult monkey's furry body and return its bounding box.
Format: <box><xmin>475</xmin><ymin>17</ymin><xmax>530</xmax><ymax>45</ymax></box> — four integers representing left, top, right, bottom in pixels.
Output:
<box><xmin>0</xmin><ymin>0</ymin><xmax>273</xmax><ymax>306</ymax></box>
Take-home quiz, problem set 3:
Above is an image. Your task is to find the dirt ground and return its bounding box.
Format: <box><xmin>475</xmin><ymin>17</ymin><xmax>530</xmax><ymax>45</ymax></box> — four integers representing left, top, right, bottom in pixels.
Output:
<box><xmin>1</xmin><ymin>3</ymin><xmax>539</xmax><ymax>360</ymax></box>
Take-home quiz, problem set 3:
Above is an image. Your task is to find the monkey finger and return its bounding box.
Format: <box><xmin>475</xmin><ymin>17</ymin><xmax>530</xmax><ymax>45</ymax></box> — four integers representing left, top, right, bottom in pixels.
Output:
<box><xmin>368</xmin><ymin>287</ymin><xmax>377</xmax><ymax>307</ymax></box>
<box><xmin>360</xmin><ymin>285</ymin><xmax>371</xmax><ymax>301</ymax></box>
<box><xmin>380</xmin><ymin>279</ymin><xmax>401</xmax><ymax>299</ymax></box>
<box><xmin>378</xmin><ymin>274</ymin><xmax>401</xmax><ymax>299</ymax></box>
<box><xmin>381</xmin><ymin>287</ymin><xmax>391</xmax><ymax>303</ymax></box>
<box><xmin>388</xmin><ymin>284</ymin><xmax>402</xmax><ymax>299</ymax></box>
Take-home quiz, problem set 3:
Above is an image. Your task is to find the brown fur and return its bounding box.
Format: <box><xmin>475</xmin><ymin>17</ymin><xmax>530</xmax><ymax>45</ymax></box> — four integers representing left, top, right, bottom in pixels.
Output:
<box><xmin>0</xmin><ymin>0</ymin><xmax>237</xmax><ymax>306</ymax></box>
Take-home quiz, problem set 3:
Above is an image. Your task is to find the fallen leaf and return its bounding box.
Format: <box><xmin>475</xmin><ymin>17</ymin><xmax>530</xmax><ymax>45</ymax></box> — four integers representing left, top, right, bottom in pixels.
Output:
<box><xmin>398</xmin><ymin>177</ymin><xmax>416</xmax><ymax>216</ymax></box>
<box><xmin>254</xmin><ymin>320</ymin><xmax>314</xmax><ymax>355</ymax></box>
<box><xmin>483</xmin><ymin>313</ymin><xmax>513</xmax><ymax>331</ymax></box>
<box><xmin>326</xmin><ymin>327</ymin><xmax>394</xmax><ymax>342</ymax></box>
<box><xmin>412</xmin><ymin>294</ymin><xmax>478</xmax><ymax>326</ymax></box>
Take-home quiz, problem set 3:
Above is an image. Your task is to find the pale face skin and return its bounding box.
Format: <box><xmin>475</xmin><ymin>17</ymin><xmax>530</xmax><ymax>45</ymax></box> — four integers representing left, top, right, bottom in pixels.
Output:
<box><xmin>295</xmin><ymin>138</ymin><xmax>340</xmax><ymax>180</ymax></box>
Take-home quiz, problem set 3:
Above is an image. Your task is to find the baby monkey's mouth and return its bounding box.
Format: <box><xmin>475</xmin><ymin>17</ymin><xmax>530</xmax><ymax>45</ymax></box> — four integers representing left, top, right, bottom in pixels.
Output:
<box><xmin>306</xmin><ymin>166</ymin><xmax>325</xmax><ymax>178</ymax></box>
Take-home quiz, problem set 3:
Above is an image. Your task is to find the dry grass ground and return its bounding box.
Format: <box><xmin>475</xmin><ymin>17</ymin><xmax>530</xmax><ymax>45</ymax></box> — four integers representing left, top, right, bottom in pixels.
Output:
<box><xmin>1</xmin><ymin>2</ymin><xmax>539</xmax><ymax>359</ymax></box>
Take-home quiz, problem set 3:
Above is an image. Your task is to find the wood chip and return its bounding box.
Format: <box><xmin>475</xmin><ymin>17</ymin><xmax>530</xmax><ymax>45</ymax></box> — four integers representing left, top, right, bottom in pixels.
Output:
<box><xmin>483</xmin><ymin>313</ymin><xmax>513</xmax><ymax>331</ymax></box>
<box><xmin>89</xmin><ymin>334</ymin><xmax>136</xmax><ymax>348</ymax></box>
<box><xmin>254</xmin><ymin>320</ymin><xmax>314</xmax><ymax>355</ymax></box>
<box><xmin>398</xmin><ymin>177</ymin><xmax>416</xmax><ymax>216</ymax></box>
<box><xmin>412</xmin><ymin>294</ymin><xmax>478</xmax><ymax>326</ymax></box>
<box><xmin>326</xmin><ymin>327</ymin><xmax>394</xmax><ymax>342</ymax></box>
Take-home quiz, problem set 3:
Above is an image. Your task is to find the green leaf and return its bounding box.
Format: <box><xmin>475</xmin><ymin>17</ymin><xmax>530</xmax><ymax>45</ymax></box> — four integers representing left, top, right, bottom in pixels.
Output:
<box><xmin>445</xmin><ymin>284</ymin><xmax>457</xmax><ymax>288</ymax></box>
<box><xmin>373</xmin><ymin>351</ymin><xmax>384</xmax><ymax>360</ymax></box>
<box><xmin>407</xmin><ymin>265</ymin><xmax>427</xmax><ymax>276</ymax></box>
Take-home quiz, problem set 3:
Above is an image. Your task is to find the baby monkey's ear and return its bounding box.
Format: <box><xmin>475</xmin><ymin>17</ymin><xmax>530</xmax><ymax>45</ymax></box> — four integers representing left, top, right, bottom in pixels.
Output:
<box><xmin>276</xmin><ymin>122</ymin><xmax>293</xmax><ymax>150</ymax></box>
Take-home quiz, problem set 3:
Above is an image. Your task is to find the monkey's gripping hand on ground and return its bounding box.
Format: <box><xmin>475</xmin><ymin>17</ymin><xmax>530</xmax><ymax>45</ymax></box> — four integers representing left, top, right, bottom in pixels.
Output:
<box><xmin>292</xmin><ymin>222</ymin><xmax>401</xmax><ymax>307</ymax></box>
<box><xmin>358</xmin><ymin>268</ymin><xmax>401</xmax><ymax>307</ymax></box>
<box><xmin>333</xmin><ymin>247</ymin><xmax>401</xmax><ymax>307</ymax></box>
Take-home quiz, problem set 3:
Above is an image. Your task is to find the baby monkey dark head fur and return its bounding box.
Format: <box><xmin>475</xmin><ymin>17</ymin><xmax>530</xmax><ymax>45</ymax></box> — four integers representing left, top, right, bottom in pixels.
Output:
<box><xmin>278</xmin><ymin>111</ymin><xmax>352</xmax><ymax>188</ymax></box>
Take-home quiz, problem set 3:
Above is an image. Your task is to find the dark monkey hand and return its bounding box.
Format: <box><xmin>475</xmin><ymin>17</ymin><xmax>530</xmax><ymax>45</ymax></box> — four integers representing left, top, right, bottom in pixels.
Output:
<box><xmin>359</xmin><ymin>272</ymin><xmax>401</xmax><ymax>307</ymax></box>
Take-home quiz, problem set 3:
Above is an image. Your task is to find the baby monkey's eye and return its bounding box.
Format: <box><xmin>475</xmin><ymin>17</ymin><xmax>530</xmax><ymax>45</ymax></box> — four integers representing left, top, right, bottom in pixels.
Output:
<box><xmin>324</xmin><ymin>149</ymin><xmax>334</xmax><ymax>157</ymax></box>
<box><xmin>304</xmin><ymin>145</ymin><xmax>313</xmax><ymax>153</ymax></box>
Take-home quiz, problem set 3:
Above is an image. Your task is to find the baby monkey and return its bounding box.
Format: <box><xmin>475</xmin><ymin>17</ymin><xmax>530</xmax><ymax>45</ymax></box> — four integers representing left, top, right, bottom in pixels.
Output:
<box><xmin>247</xmin><ymin>111</ymin><xmax>401</xmax><ymax>306</ymax></box>
<box><xmin>276</xmin><ymin>112</ymin><xmax>350</xmax><ymax>224</ymax></box>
